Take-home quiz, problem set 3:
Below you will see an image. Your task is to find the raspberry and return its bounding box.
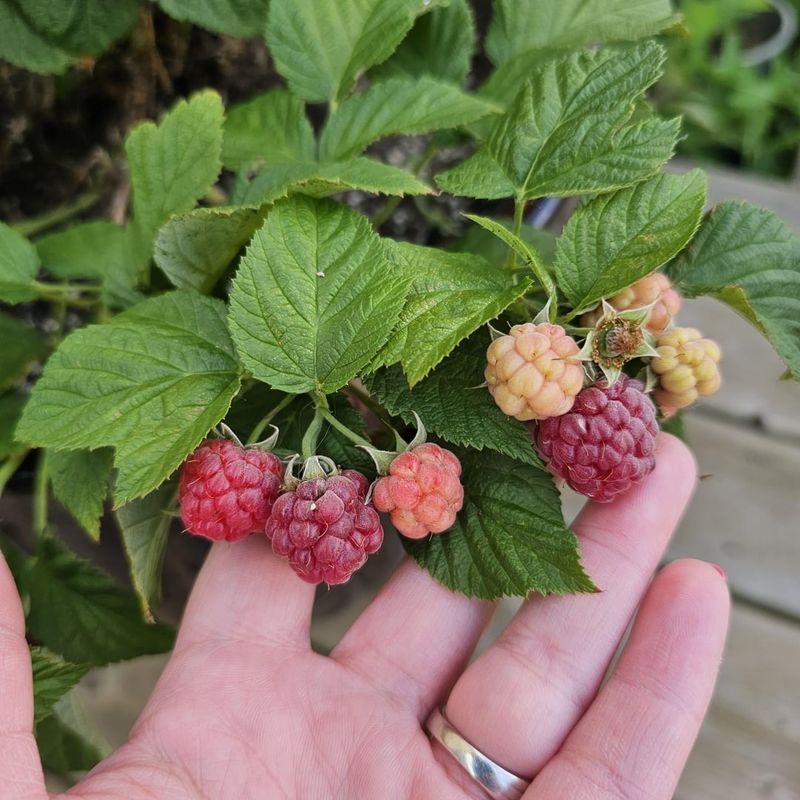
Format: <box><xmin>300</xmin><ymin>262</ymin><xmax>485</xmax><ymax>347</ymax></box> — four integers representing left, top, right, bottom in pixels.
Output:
<box><xmin>372</xmin><ymin>443</ymin><xmax>464</xmax><ymax>539</ymax></box>
<box><xmin>536</xmin><ymin>375</ymin><xmax>659</xmax><ymax>503</ymax></box>
<box><xmin>651</xmin><ymin>327</ymin><xmax>721</xmax><ymax>416</ymax></box>
<box><xmin>581</xmin><ymin>273</ymin><xmax>681</xmax><ymax>333</ymax></box>
<box><xmin>179</xmin><ymin>439</ymin><xmax>284</xmax><ymax>542</ymax></box>
<box><xmin>485</xmin><ymin>323</ymin><xmax>584</xmax><ymax>421</ymax></box>
<box><xmin>266</xmin><ymin>469</ymin><xmax>383</xmax><ymax>585</ymax></box>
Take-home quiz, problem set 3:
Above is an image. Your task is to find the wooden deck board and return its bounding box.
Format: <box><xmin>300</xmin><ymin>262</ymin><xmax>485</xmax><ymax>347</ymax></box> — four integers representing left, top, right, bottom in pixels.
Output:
<box><xmin>676</xmin><ymin>602</ymin><xmax>800</xmax><ymax>800</ymax></box>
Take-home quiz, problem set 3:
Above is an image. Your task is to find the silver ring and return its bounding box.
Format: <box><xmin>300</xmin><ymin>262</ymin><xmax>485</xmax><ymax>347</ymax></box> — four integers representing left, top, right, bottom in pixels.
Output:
<box><xmin>426</xmin><ymin>706</ymin><xmax>531</xmax><ymax>800</ymax></box>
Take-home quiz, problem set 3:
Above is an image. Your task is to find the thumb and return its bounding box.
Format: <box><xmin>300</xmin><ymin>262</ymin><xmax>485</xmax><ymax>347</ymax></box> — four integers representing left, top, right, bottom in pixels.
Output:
<box><xmin>0</xmin><ymin>550</ymin><xmax>47</xmax><ymax>799</ymax></box>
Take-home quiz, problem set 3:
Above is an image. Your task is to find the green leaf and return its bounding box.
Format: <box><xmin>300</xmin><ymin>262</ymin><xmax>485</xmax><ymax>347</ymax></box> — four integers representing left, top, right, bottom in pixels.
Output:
<box><xmin>366</xmin><ymin>333</ymin><xmax>543</xmax><ymax>468</ymax></box>
<box><xmin>555</xmin><ymin>170</ymin><xmax>707</xmax><ymax>311</ymax></box>
<box><xmin>319</xmin><ymin>76</ymin><xmax>498</xmax><ymax>161</ymax></box>
<box><xmin>16</xmin><ymin>537</ymin><xmax>174</xmax><ymax>665</ymax></box>
<box><xmin>126</xmin><ymin>91</ymin><xmax>225</xmax><ymax>246</ymax></box>
<box><xmin>233</xmin><ymin>158</ymin><xmax>431</xmax><ymax>206</ymax></box>
<box><xmin>116</xmin><ymin>481</ymin><xmax>177</xmax><ymax>617</ymax></box>
<box><xmin>36</xmin><ymin>221</ymin><xmax>119</xmax><ymax>280</ymax></box>
<box><xmin>0</xmin><ymin>0</ymin><xmax>139</xmax><ymax>73</ymax></box>
<box><xmin>16</xmin><ymin>291</ymin><xmax>241</xmax><ymax>504</ymax></box>
<box><xmin>451</xmin><ymin>218</ymin><xmax>558</xmax><ymax>267</ymax></box>
<box><xmin>36</xmin><ymin>694</ymin><xmax>104</xmax><ymax>775</ymax></box>
<box><xmin>0</xmin><ymin>222</ymin><xmax>39</xmax><ymax>303</ymax></box>
<box><xmin>463</xmin><ymin>213</ymin><xmax>556</xmax><ymax>301</ymax></box>
<box><xmin>48</xmin><ymin>449</ymin><xmax>113</xmax><ymax>541</ymax></box>
<box><xmin>480</xmin><ymin>0</ymin><xmax>677</xmax><ymax>110</ymax></box>
<box><xmin>31</xmin><ymin>647</ymin><xmax>90</xmax><ymax>724</ymax></box>
<box><xmin>373</xmin><ymin>0</ymin><xmax>475</xmax><ymax>85</ymax></box>
<box><xmin>403</xmin><ymin>448</ymin><xmax>595</xmax><ymax>599</ymax></box>
<box><xmin>266</xmin><ymin>0</ymin><xmax>446</xmax><ymax>102</ymax></box>
<box><xmin>154</xmin><ymin>207</ymin><xmax>265</xmax><ymax>293</ymax></box>
<box><xmin>222</xmin><ymin>89</ymin><xmax>316</xmax><ymax>171</ymax></box>
<box><xmin>229</xmin><ymin>196</ymin><xmax>409</xmax><ymax>393</ymax></box>
<box><xmin>487</xmin><ymin>0</ymin><xmax>675</xmax><ymax>67</ymax></box>
<box><xmin>373</xmin><ymin>241</ymin><xmax>531</xmax><ymax>385</ymax></box>
<box><xmin>669</xmin><ymin>201</ymin><xmax>800</xmax><ymax>380</ymax></box>
<box><xmin>437</xmin><ymin>42</ymin><xmax>678</xmax><ymax>200</ymax></box>
<box><xmin>156</xmin><ymin>0</ymin><xmax>270</xmax><ymax>37</ymax></box>
<box><xmin>0</xmin><ymin>313</ymin><xmax>49</xmax><ymax>390</ymax></box>
<box><xmin>37</xmin><ymin>221</ymin><xmax>143</xmax><ymax>308</ymax></box>
<box><xmin>0</xmin><ymin>391</ymin><xmax>27</xmax><ymax>459</ymax></box>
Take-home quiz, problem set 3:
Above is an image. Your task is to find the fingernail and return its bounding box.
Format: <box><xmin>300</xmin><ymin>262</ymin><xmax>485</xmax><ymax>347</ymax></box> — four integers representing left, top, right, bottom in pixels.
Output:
<box><xmin>710</xmin><ymin>563</ymin><xmax>726</xmax><ymax>580</ymax></box>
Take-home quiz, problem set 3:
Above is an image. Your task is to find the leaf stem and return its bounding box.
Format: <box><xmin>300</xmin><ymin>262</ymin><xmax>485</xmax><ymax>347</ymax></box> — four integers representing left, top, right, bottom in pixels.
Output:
<box><xmin>246</xmin><ymin>394</ymin><xmax>295</xmax><ymax>445</ymax></box>
<box><xmin>507</xmin><ymin>196</ymin><xmax>526</xmax><ymax>270</ymax></box>
<box><xmin>301</xmin><ymin>407</ymin><xmax>325</xmax><ymax>461</ymax></box>
<box><xmin>318</xmin><ymin>408</ymin><xmax>372</xmax><ymax>448</ymax></box>
<box><xmin>10</xmin><ymin>192</ymin><xmax>101</xmax><ymax>237</ymax></box>
<box><xmin>0</xmin><ymin>449</ymin><xmax>29</xmax><ymax>497</ymax></box>
<box><xmin>33</xmin><ymin>450</ymin><xmax>49</xmax><ymax>538</ymax></box>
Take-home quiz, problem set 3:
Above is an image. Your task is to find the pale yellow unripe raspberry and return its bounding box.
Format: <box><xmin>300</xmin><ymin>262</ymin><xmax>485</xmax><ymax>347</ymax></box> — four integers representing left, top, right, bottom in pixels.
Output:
<box><xmin>651</xmin><ymin>327</ymin><xmax>722</xmax><ymax>415</ymax></box>
<box><xmin>581</xmin><ymin>272</ymin><xmax>682</xmax><ymax>333</ymax></box>
<box><xmin>485</xmin><ymin>323</ymin><xmax>583</xmax><ymax>421</ymax></box>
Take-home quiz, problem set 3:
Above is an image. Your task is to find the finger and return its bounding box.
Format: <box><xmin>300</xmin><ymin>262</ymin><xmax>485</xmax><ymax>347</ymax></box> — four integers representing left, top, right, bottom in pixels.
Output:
<box><xmin>332</xmin><ymin>558</ymin><xmax>495</xmax><ymax>718</ymax></box>
<box><xmin>176</xmin><ymin>535</ymin><xmax>316</xmax><ymax>651</ymax></box>
<box><xmin>526</xmin><ymin>559</ymin><xmax>729</xmax><ymax>800</ymax></box>
<box><xmin>0</xmin><ymin>551</ymin><xmax>46</xmax><ymax>799</ymax></box>
<box><xmin>444</xmin><ymin>433</ymin><xmax>696</xmax><ymax>777</ymax></box>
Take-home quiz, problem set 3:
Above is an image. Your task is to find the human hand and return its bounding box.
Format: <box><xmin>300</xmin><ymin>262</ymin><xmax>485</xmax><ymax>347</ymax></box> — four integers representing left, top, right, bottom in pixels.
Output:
<box><xmin>1</xmin><ymin>434</ymin><xmax>729</xmax><ymax>799</ymax></box>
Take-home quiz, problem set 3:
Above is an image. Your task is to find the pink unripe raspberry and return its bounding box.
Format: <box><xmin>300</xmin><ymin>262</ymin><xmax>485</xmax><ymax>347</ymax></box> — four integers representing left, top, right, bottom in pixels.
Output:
<box><xmin>485</xmin><ymin>322</ymin><xmax>583</xmax><ymax>421</ymax></box>
<box><xmin>372</xmin><ymin>442</ymin><xmax>464</xmax><ymax>539</ymax></box>
<box><xmin>266</xmin><ymin>470</ymin><xmax>383</xmax><ymax>585</ymax></box>
<box><xmin>651</xmin><ymin>327</ymin><xmax>721</xmax><ymax>416</ymax></box>
<box><xmin>581</xmin><ymin>273</ymin><xmax>681</xmax><ymax>333</ymax></box>
<box><xmin>179</xmin><ymin>439</ymin><xmax>284</xmax><ymax>542</ymax></box>
<box><xmin>536</xmin><ymin>375</ymin><xmax>659</xmax><ymax>503</ymax></box>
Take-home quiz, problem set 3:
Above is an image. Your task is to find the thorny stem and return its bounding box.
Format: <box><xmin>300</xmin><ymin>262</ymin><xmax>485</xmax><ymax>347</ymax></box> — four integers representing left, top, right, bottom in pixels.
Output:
<box><xmin>0</xmin><ymin>449</ymin><xmax>29</xmax><ymax>497</ymax></box>
<box><xmin>246</xmin><ymin>394</ymin><xmax>295</xmax><ymax>445</ymax></box>
<box><xmin>33</xmin><ymin>451</ymin><xmax>49</xmax><ymax>538</ymax></box>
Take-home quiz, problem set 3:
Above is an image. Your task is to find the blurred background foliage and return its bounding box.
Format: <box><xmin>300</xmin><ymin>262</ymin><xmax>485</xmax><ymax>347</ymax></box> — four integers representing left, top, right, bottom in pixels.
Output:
<box><xmin>656</xmin><ymin>0</ymin><xmax>800</xmax><ymax>177</ymax></box>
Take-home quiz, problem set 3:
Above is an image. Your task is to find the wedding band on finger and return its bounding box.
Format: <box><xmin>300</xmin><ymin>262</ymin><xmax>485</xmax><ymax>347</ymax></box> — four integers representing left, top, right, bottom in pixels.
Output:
<box><xmin>426</xmin><ymin>706</ymin><xmax>531</xmax><ymax>800</ymax></box>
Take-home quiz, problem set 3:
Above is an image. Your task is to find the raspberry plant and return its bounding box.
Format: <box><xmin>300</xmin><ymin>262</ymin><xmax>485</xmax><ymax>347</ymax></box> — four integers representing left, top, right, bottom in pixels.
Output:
<box><xmin>1</xmin><ymin>0</ymin><xmax>800</xmax><ymax>775</ymax></box>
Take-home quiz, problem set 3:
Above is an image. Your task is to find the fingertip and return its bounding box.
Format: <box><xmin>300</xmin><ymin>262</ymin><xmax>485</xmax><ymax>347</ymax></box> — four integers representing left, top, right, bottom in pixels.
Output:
<box><xmin>655</xmin><ymin>431</ymin><xmax>698</xmax><ymax>493</ymax></box>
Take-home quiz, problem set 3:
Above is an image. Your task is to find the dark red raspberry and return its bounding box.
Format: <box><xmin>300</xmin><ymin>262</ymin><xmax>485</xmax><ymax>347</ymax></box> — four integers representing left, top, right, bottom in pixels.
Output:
<box><xmin>372</xmin><ymin>443</ymin><xmax>464</xmax><ymax>539</ymax></box>
<box><xmin>535</xmin><ymin>375</ymin><xmax>659</xmax><ymax>503</ymax></box>
<box><xmin>179</xmin><ymin>439</ymin><xmax>284</xmax><ymax>542</ymax></box>
<box><xmin>266</xmin><ymin>470</ymin><xmax>383</xmax><ymax>585</ymax></box>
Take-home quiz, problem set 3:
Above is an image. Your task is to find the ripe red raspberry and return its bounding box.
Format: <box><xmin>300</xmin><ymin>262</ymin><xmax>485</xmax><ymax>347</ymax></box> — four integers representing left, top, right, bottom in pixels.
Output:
<box><xmin>372</xmin><ymin>443</ymin><xmax>464</xmax><ymax>539</ymax></box>
<box><xmin>485</xmin><ymin>323</ymin><xmax>583</xmax><ymax>421</ymax></box>
<box><xmin>266</xmin><ymin>469</ymin><xmax>383</xmax><ymax>585</ymax></box>
<box><xmin>535</xmin><ymin>375</ymin><xmax>659</xmax><ymax>503</ymax></box>
<box><xmin>179</xmin><ymin>439</ymin><xmax>284</xmax><ymax>542</ymax></box>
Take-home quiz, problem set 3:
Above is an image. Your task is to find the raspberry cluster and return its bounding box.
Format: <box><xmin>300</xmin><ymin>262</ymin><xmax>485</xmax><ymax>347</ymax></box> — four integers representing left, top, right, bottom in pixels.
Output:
<box><xmin>266</xmin><ymin>470</ymin><xmax>384</xmax><ymax>585</ymax></box>
<box><xmin>372</xmin><ymin>442</ymin><xmax>464</xmax><ymax>539</ymax></box>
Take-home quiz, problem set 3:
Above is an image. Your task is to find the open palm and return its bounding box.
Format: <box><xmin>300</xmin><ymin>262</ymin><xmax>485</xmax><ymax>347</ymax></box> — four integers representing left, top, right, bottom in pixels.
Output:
<box><xmin>2</xmin><ymin>435</ymin><xmax>729</xmax><ymax>800</ymax></box>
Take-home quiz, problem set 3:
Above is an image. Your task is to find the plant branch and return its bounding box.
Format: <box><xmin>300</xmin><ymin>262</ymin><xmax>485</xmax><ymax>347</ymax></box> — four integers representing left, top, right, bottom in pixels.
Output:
<box><xmin>506</xmin><ymin>196</ymin><xmax>526</xmax><ymax>270</ymax></box>
<box><xmin>246</xmin><ymin>394</ymin><xmax>295</xmax><ymax>445</ymax></box>
<box><xmin>33</xmin><ymin>451</ymin><xmax>49</xmax><ymax>538</ymax></box>
<box><xmin>318</xmin><ymin>408</ymin><xmax>372</xmax><ymax>448</ymax></box>
<box><xmin>0</xmin><ymin>450</ymin><xmax>29</xmax><ymax>497</ymax></box>
<box><xmin>11</xmin><ymin>193</ymin><xmax>101</xmax><ymax>238</ymax></box>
